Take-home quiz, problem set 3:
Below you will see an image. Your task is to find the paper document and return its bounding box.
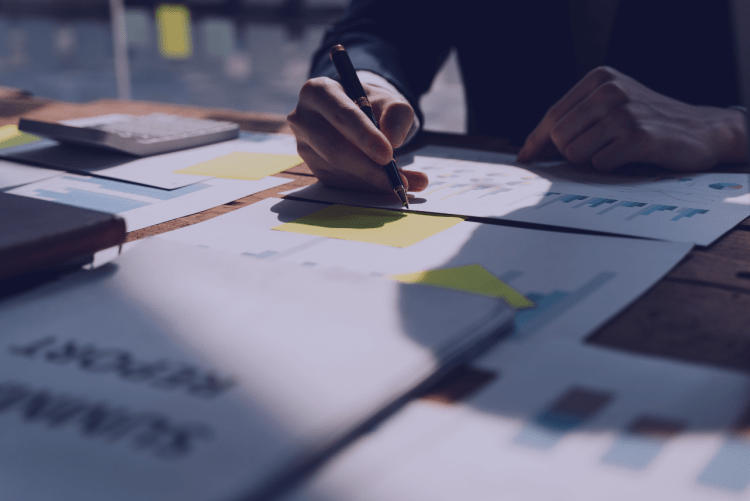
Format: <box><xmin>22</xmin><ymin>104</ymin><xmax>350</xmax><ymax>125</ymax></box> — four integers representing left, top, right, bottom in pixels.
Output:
<box><xmin>0</xmin><ymin>159</ymin><xmax>61</xmax><ymax>190</ymax></box>
<box><xmin>0</xmin><ymin>239</ymin><xmax>513</xmax><ymax>501</ymax></box>
<box><xmin>390</xmin><ymin>265</ymin><xmax>533</xmax><ymax>309</ymax></box>
<box><xmin>8</xmin><ymin>173</ymin><xmax>291</xmax><ymax>231</ymax></box>
<box><xmin>283</xmin><ymin>145</ymin><xmax>750</xmax><ymax>246</ymax></box>
<box><xmin>0</xmin><ymin>130</ymin><xmax>299</xmax><ymax>189</ymax></box>
<box><xmin>175</xmin><ymin>151</ymin><xmax>303</xmax><ymax>180</ymax></box>
<box><xmin>283</xmin><ymin>320</ymin><xmax>750</xmax><ymax>501</ymax></box>
<box><xmin>159</xmin><ymin>197</ymin><xmax>692</xmax><ymax>341</ymax></box>
<box><xmin>274</xmin><ymin>204</ymin><xmax>464</xmax><ymax>248</ymax></box>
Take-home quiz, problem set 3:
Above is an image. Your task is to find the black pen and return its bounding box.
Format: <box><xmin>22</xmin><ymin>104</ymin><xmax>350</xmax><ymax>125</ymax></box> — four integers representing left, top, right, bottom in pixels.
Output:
<box><xmin>329</xmin><ymin>44</ymin><xmax>409</xmax><ymax>208</ymax></box>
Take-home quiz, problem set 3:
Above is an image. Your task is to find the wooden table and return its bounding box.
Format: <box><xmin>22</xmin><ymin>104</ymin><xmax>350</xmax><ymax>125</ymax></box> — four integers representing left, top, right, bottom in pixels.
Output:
<box><xmin>3</xmin><ymin>88</ymin><xmax>749</xmax><ymax>386</ymax></box>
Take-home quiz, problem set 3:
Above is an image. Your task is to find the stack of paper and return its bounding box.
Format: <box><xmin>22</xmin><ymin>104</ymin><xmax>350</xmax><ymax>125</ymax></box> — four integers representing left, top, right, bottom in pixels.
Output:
<box><xmin>283</xmin><ymin>145</ymin><xmax>750</xmax><ymax>246</ymax></box>
<box><xmin>0</xmin><ymin>239</ymin><xmax>514</xmax><ymax>501</ymax></box>
<box><xmin>0</xmin><ymin>123</ymin><xmax>304</xmax><ymax>231</ymax></box>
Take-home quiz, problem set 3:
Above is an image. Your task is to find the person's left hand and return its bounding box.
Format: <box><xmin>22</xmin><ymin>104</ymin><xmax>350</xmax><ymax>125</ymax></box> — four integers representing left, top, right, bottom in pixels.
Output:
<box><xmin>517</xmin><ymin>66</ymin><xmax>747</xmax><ymax>171</ymax></box>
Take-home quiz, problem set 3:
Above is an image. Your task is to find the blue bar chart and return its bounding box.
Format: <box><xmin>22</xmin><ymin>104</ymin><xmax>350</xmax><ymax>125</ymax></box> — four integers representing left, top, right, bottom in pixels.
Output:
<box><xmin>601</xmin><ymin>416</ymin><xmax>684</xmax><ymax>469</ymax></box>
<box><xmin>511</xmin><ymin>272</ymin><xmax>616</xmax><ymax>338</ymax></box>
<box><xmin>20</xmin><ymin>174</ymin><xmax>209</xmax><ymax>214</ymax></box>
<box><xmin>514</xmin><ymin>387</ymin><xmax>613</xmax><ymax>450</ymax></box>
<box><xmin>698</xmin><ymin>414</ymin><xmax>750</xmax><ymax>492</ymax></box>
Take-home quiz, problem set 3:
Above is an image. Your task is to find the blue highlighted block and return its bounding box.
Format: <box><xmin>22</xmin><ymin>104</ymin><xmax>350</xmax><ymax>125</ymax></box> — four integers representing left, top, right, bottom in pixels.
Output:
<box><xmin>698</xmin><ymin>438</ymin><xmax>750</xmax><ymax>492</ymax></box>
<box><xmin>515</xmin><ymin>411</ymin><xmax>586</xmax><ymax>449</ymax></box>
<box><xmin>514</xmin><ymin>387</ymin><xmax>613</xmax><ymax>450</ymax></box>
<box><xmin>65</xmin><ymin>175</ymin><xmax>209</xmax><ymax>200</ymax></box>
<box><xmin>672</xmin><ymin>208</ymin><xmax>709</xmax><ymax>221</ymax></box>
<box><xmin>625</xmin><ymin>204</ymin><xmax>677</xmax><ymax>220</ymax></box>
<box><xmin>641</xmin><ymin>204</ymin><xmax>677</xmax><ymax>216</ymax></box>
<box><xmin>602</xmin><ymin>435</ymin><xmax>665</xmax><ymax>469</ymax></box>
<box><xmin>561</xmin><ymin>195</ymin><xmax>588</xmax><ymax>203</ymax></box>
<box><xmin>709</xmin><ymin>183</ymin><xmax>743</xmax><ymax>190</ymax></box>
<box><xmin>602</xmin><ymin>417</ymin><xmax>683</xmax><ymax>470</ymax></box>
<box><xmin>33</xmin><ymin>188</ymin><xmax>150</xmax><ymax>214</ymax></box>
<box><xmin>574</xmin><ymin>197</ymin><xmax>617</xmax><ymax>208</ymax></box>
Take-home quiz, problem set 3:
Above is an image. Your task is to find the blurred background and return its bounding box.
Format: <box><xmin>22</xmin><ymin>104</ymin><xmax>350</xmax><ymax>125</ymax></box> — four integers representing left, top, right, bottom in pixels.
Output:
<box><xmin>0</xmin><ymin>0</ymin><xmax>465</xmax><ymax>132</ymax></box>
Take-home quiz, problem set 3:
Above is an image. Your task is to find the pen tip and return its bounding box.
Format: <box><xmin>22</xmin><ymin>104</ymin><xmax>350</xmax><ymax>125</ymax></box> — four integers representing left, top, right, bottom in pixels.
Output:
<box><xmin>395</xmin><ymin>188</ymin><xmax>409</xmax><ymax>209</ymax></box>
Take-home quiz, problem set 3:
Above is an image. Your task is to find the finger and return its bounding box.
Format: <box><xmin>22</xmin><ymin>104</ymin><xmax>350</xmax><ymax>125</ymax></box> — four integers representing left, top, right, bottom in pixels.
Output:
<box><xmin>549</xmin><ymin>80</ymin><xmax>628</xmax><ymax>154</ymax></box>
<box><xmin>299</xmin><ymin>78</ymin><xmax>393</xmax><ymax>165</ymax></box>
<box><xmin>401</xmin><ymin>170</ymin><xmax>429</xmax><ymax>192</ymax></box>
<box><xmin>379</xmin><ymin>100</ymin><xmax>415</xmax><ymax>148</ymax></box>
<box><xmin>292</xmin><ymin>114</ymin><xmax>394</xmax><ymax>192</ymax></box>
<box><xmin>517</xmin><ymin>66</ymin><xmax>618</xmax><ymax>162</ymax></box>
<box><xmin>562</xmin><ymin>113</ymin><xmax>622</xmax><ymax>165</ymax></box>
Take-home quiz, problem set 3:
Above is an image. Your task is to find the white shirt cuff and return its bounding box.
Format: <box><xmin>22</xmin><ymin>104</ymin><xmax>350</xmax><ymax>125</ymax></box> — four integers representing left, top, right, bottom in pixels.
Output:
<box><xmin>356</xmin><ymin>70</ymin><xmax>420</xmax><ymax>146</ymax></box>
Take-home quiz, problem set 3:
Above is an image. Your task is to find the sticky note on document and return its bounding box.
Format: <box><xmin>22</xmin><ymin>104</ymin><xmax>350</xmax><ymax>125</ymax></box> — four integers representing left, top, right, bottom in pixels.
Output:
<box><xmin>0</xmin><ymin>125</ymin><xmax>40</xmax><ymax>150</ymax></box>
<box><xmin>175</xmin><ymin>152</ymin><xmax>303</xmax><ymax>180</ymax></box>
<box><xmin>273</xmin><ymin>204</ymin><xmax>464</xmax><ymax>247</ymax></box>
<box><xmin>390</xmin><ymin>264</ymin><xmax>533</xmax><ymax>308</ymax></box>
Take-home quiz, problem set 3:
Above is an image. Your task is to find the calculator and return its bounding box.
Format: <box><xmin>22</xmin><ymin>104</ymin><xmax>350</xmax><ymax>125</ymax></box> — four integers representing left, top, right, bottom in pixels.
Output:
<box><xmin>18</xmin><ymin>113</ymin><xmax>240</xmax><ymax>156</ymax></box>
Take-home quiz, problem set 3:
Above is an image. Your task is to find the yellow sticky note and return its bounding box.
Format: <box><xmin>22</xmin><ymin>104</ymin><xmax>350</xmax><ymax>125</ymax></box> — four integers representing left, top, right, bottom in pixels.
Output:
<box><xmin>273</xmin><ymin>204</ymin><xmax>464</xmax><ymax>248</ymax></box>
<box><xmin>390</xmin><ymin>264</ymin><xmax>533</xmax><ymax>309</ymax></box>
<box><xmin>175</xmin><ymin>152</ymin><xmax>303</xmax><ymax>180</ymax></box>
<box><xmin>156</xmin><ymin>4</ymin><xmax>192</xmax><ymax>59</ymax></box>
<box><xmin>0</xmin><ymin>125</ymin><xmax>40</xmax><ymax>150</ymax></box>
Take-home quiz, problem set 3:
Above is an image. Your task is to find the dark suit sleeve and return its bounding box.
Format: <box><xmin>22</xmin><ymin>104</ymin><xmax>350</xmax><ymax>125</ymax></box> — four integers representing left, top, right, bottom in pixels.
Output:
<box><xmin>309</xmin><ymin>0</ymin><xmax>453</xmax><ymax>127</ymax></box>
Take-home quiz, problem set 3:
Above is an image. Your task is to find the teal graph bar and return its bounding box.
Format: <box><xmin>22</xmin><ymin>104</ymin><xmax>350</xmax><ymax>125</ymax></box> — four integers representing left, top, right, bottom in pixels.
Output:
<box><xmin>514</xmin><ymin>387</ymin><xmax>613</xmax><ymax>450</ymax></box>
<box><xmin>625</xmin><ymin>204</ymin><xmax>677</xmax><ymax>220</ymax></box>
<box><xmin>513</xmin><ymin>272</ymin><xmax>616</xmax><ymax>338</ymax></box>
<box><xmin>601</xmin><ymin>416</ymin><xmax>684</xmax><ymax>469</ymax></box>
<box><xmin>672</xmin><ymin>208</ymin><xmax>709</xmax><ymax>221</ymax></box>
<box><xmin>698</xmin><ymin>436</ymin><xmax>750</xmax><ymax>492</ymax></box>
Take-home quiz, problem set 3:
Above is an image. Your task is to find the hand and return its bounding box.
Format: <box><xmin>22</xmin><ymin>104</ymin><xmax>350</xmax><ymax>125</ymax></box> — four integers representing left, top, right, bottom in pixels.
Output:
<box><xmin>517</xmin><ymin>66</ymin><xmax>747</xmax><ymax>171</ymax></box>
<box><xmin>287</xmin><ymin>77</ymin><xmax>429</xmax><ymax>193</ymax></box>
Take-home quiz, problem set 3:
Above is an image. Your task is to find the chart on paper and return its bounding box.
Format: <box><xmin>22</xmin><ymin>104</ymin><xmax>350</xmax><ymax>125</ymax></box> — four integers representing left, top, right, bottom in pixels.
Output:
<box><xmin>159</xmin><ymin>197</ymin><xmax>691</xmax><ymax>343</ymax></box>
<box><xmin>283</xmin><ymin>145</ymin><xmax>750</xmax><ymax>245</ymax></box>
<box><xmin>8</xmin><ymin>173</ymin><xmax>292</xmax><ymax>231</ymax></box>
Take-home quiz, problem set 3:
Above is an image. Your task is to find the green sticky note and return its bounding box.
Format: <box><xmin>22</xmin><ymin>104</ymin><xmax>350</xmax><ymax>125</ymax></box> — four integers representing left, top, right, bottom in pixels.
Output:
<box><xmin>156</xmin><ymin>4</ymin><xmax>192</xmax><ymax>59</ymax></box>
<box><xmin>390</xmin><ymin>264</ymin><xmax>533</xmax><ymax>309</ymax></box>
<box><xmin>273</xmin><ymin>204</ymin><xmax>464</xmax><ymax>248</ymax></box>
<box><xmin>0</xmin><ymin>125</ymin><xmax>40</xmax><ymax>150</ymax></box>
<box><xmin>175</xmin><ymin>152</ymin><xmax>303</xmax><ymax>180</ymax></box>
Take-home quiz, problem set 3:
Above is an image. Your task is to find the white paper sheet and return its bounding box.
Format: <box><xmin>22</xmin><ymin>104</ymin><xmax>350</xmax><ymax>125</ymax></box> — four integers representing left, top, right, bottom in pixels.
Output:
<box><xmin>0</xmin><ymin>158</ymin><xmax>62</xmax><ymax>190</ymax></box>
<box><xmin>282</xmin><ymin>145</ymin><xmax>750</xmax><ymax>246</ymax></box>
<box><xmin>0</xmin><ymin>130</ymin><xmax>298</xmax><ymax>189</ymax></box>
<box><xmin>0</xmin><ymin>239</ymin><xmax>513</xmax><ymax>501</ymax></box>
<box><xmin>7</xmin><ymin>173</ymin><xmax>291</xmax><ymax>231</ymax></box>
<box><xmin>159</xmin><ymin>197</ymin><xmax>692</xmax><ymax>344</ymax></box>
<box><xmin>283</xmin><ymin>321</ymin><xmax>750</xmax><ymax>501</ymax></box>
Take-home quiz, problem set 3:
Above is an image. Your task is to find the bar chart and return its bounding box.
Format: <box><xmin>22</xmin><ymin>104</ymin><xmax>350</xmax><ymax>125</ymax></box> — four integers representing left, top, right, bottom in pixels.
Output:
<box><xmin>514</xmin><ymin>387</ymin><xmax>613</xmax><ymax>450</ymax></box>
<box><xmin>601</xmin><ymin>416</ymin><xmax>685</xmax><ymax>469</ymax></box>
<box><xmin>12</xmin><ymin>174</ymin><xmax>210</xmax><ymax>214</ymax></box>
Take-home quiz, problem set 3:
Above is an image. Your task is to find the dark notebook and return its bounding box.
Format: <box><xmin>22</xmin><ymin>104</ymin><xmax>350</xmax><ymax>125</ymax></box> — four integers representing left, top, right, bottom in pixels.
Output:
<box><xmin>0</xmin><ymin>192</ymin><xmax>126</xmax><ymax>281</ymax></box>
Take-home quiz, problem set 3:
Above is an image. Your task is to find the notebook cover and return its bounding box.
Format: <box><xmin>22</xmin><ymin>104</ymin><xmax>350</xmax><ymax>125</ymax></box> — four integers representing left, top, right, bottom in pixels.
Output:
<box><xmin>0</xmin><ymin>192</ymin><xmax>126</xmax><ymax>280</ymax></box>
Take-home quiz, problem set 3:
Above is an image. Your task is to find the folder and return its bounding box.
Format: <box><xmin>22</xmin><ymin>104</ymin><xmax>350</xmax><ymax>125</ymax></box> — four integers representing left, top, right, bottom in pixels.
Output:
<box><xmin>0</xmin><ymin>192</ymin><xmax>125</xmax><ymax>281</ymax></box>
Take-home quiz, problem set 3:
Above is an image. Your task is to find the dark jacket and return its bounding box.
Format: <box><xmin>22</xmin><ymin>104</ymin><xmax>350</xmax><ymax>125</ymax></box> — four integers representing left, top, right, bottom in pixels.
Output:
<box><xmin>310</xmin><ymin>0</ymin><xmax>739</xmax><ymax>144</ymax></box>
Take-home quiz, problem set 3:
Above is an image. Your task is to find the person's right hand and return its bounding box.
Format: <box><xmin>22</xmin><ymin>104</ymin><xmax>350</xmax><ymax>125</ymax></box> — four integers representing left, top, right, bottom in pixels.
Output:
<box><xmin>287</xmin><ymin>76</ymin><xmax>429</xmax><ymax>193</ymax></box>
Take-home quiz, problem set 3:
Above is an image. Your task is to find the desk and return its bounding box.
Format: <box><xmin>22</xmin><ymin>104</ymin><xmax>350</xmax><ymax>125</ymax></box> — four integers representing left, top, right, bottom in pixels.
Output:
<box><xmin>3</xmin><ymin>88</ymin><xmax>750</xmax><ymax>379</ymax></box>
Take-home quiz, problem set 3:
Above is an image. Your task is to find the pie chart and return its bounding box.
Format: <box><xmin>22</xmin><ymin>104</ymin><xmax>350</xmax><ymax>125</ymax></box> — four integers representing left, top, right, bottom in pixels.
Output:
<box><xmin>709</xmin><ymin>183</ymin><xmax>743</xmax><ymax>190</ymax></box>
